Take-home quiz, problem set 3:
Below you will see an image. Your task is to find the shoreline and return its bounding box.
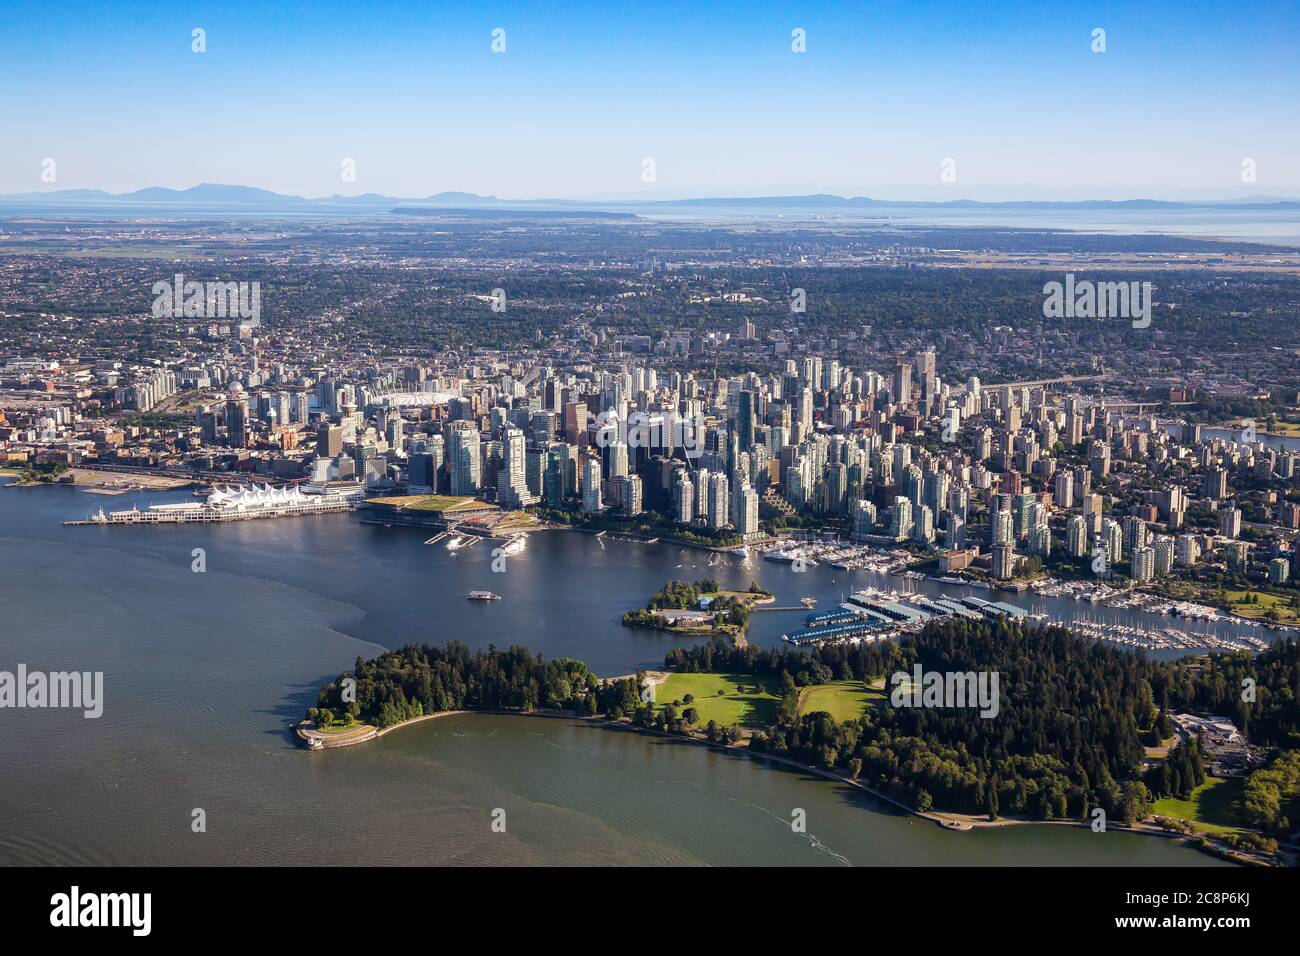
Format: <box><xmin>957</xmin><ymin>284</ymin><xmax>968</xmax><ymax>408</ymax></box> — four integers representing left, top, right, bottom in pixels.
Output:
<box><xmin>293</xmin><ymin>705</ymin><xmax>1264</xmax><ymax>865</ymax></box>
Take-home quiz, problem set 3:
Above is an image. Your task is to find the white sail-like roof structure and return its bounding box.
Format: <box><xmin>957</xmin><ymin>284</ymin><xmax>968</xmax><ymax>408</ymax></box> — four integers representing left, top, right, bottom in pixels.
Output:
<box><xmin>207</xmin><ymin>483</ymin><xmax>309</xmax><ymax>511</ymax></box>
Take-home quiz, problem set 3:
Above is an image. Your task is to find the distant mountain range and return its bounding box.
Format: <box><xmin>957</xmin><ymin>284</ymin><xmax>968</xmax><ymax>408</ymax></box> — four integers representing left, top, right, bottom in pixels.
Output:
<box><xmin>3</xmin><ymin>183</ymin><xmax>1299</xmax><ymax>211</ymax></box>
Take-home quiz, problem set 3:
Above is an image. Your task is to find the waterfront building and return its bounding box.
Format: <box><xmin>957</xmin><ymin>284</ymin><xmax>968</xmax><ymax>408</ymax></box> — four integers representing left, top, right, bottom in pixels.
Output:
<box><xmin>498</xmin><ymin>426</ymin><xmax>534</xmax><ymax>509</ymax></box>
<box><xmin>852</xmin><ymin>499</ymin><xmax>877</xmax><ymax>540</ymax></box>
<box><xmin>581</xmin><ymin>457</ymin><xmax>602</xmax><ymax>513</ymax></box>
<box><xmin>449</xmin><ymin>423</ymin><xmax>482</xmax><ymax>496</ymax></box>
<box><xmin>707</xmin><ymin>472</ymin><xmax>730</xmax><ymax>530</ymax></box>
<box><xmin>992</xmin><ymin>543</ymin><xmax>1015</xmax><ymax>580</ymax></box>
<box><xmin>890</xmin><ymin>497</ymin><xmax>913</xmax><ymax>541</ymax></box>
<box><xmin>736</xmin><ymin>483</ymin><xmax>759</xmax><ymax>538</ymax></box>
<box><xmin>675</xmin><ymin>473</ymin><xmax>695</xmax><ymax>524</ymax></box>
<box><xmin>1132</xmin><ymin>546</ymin><xmax>1156</xmax><ymax>582</ymax></box>
<box><xmin>622</xmin><ymin>474</ymin><xmax>643</xmax><ymax>516</ymax></box>
<box><xmin>1102</xmin><ymin>518</ymin><xmax>1124</xmax><ymax>566</ymax></box>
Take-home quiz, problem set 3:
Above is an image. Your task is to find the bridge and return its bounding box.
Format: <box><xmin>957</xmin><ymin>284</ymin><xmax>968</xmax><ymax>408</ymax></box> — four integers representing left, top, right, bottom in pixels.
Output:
<box><xmin>978</xmin><ymin>373</ymin><xmax>1108</xmax><ymax>393</ymax></box>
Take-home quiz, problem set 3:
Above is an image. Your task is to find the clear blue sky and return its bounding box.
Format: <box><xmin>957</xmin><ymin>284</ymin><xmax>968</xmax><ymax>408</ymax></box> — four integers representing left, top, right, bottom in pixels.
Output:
<box><xmin>2</xmin><ymin>0</ymin><xmax>1297</xmax><ymax>199</ymax></box>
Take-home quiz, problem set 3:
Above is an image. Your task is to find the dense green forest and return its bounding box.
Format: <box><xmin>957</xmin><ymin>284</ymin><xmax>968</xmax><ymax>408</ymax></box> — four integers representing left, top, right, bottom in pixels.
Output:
<box><xmin>666</xmin><ymin>625</ymin><xmax>1299</xmax><ymax>822</ymax></box>
<box><xmin>312</xmin><ymin>626</ymin><xmax>1298</xmax><ymax>833</ymax></box>
<box><xmin>312</xmin><ymin>643</ymin><xmax>640</xmax><ymax>729</ymax></box>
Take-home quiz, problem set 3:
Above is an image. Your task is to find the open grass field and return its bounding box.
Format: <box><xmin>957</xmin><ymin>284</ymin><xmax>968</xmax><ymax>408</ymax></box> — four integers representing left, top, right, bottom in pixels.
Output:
<box><xmin>1223</xmin><ymin>590</ymin><xmax>1300</xmax><ymax>625</ymax></box>
<box><xmin>654</xmin><ymin>672</ymin><xmax>780</xmax><ymax>728</ymax></box>
<box><xmin>1152</xmin><ymin>777</ymin><xmax>1246</xmax><ymax>835</ymax></box>
<box><xmin>1229</xmin><ymin>418</ymin><xmax>1300</xmax><ymax>438</ymax></box>
<box><xmin>797</xmin><ymin>681</ymin><xmax>883</xmax><ymax>721</ymax></box>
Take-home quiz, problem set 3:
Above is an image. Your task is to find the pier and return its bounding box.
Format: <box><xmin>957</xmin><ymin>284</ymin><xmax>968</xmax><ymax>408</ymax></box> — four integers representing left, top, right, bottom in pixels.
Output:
<box><xmin>64</xmin><ymin>482</ymin><xmax>363</xmax><ymax>526</ymax></box>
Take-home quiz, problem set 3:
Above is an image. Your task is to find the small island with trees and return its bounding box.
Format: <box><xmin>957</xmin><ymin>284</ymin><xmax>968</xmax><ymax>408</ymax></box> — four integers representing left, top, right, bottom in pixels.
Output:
<box><xmin>620</xmin><ymin>578</ymin><xmax>773</xmax><ymax>637</ymax></box>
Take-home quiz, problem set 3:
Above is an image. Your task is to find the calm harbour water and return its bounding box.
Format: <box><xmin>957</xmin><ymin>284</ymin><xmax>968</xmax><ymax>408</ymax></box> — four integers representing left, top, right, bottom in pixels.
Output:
<box><xmin>0</xmin><ymin>479</ymin><xmax>1234</xmax><ymax>866</ymax></box>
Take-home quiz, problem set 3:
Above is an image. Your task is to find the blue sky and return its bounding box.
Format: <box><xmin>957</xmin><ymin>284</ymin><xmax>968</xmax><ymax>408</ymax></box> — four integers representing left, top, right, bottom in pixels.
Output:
<box><xmin>2</xmin><ymin>0</ymin><xmax>1297</xmax><ymax>198</ymax></box>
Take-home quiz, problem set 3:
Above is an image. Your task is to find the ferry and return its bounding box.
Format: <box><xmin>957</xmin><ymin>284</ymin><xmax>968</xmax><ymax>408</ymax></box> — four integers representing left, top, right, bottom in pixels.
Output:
<box><xmin>466</xmin><ymin>590</ymin><xmax>502</xmax><ymax>601</ymax></box>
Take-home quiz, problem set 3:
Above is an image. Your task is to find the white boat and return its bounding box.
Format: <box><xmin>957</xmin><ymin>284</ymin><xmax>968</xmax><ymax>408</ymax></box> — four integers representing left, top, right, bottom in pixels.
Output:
<box><xmin>764</xmin><ymin>549</ymin><xmax>817</xmax><ymax>566</ymax></box>
<box><xmin>446</xmin><ymin>535</ymin><xmax>467</xmax><ymax>551</ymax></box>
<box><xmin>499</xmin><ymin>535</ymin><xmax>526</xmax><ymax>556</ymax></box>
<box><xmin>729</xmin><ymin>546</ymin><xmax>749</xmax><ymax>558</ymax></box>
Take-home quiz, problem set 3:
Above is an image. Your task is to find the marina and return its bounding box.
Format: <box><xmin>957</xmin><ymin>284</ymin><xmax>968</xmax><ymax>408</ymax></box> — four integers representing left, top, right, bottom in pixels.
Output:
<box><xmin>779</xmin><ymin>583</ymin><xmax>1272</xmax><ymax>654</ymax></box>
<box><xmin>781</xmin><ymin>587</ymin><xmax>1039</xmax><ymax>646</ymax></box>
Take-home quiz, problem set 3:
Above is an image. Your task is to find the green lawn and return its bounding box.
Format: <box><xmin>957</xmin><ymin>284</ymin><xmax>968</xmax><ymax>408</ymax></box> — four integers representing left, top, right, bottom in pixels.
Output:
<box><xmin>798</xmin><ymin>681</ymin><xmax>882</xmax><ymax>722</ymax></box>
<box><xmin>654</xmin><ymin>672</ymin><xmax>780</xmax><ymax>728</ymax></box>
<box><xmin>1223</xmin><ymin>590</ymin><xmax>1300</xmax><ymax>626</ymax></box>
<box><xmin>1152</xmin><ymin>777</ymin><xmax>1246</xmax><ymax>835</ymax></box>
<box><xmin>406</xmin><ymin>495</ymin><xmax>482</xmax><ymax>512</ymax></box>
<box><xmin>1229</xmin><ymin>418</ymin><xmax>1300</xmax><ymax>438</ymax></box>
<box><xmin>316</xmin><ymin>721</ymin><xmax>372</xmax><ymax>735</ymax></box>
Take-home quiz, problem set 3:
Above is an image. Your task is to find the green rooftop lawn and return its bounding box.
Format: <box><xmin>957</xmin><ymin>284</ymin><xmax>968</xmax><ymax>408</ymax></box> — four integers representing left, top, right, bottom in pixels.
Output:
<box><xmin>406</xmin><ymin>495</ymin><xmax>488</xmax><ymax>512</ymax></box>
